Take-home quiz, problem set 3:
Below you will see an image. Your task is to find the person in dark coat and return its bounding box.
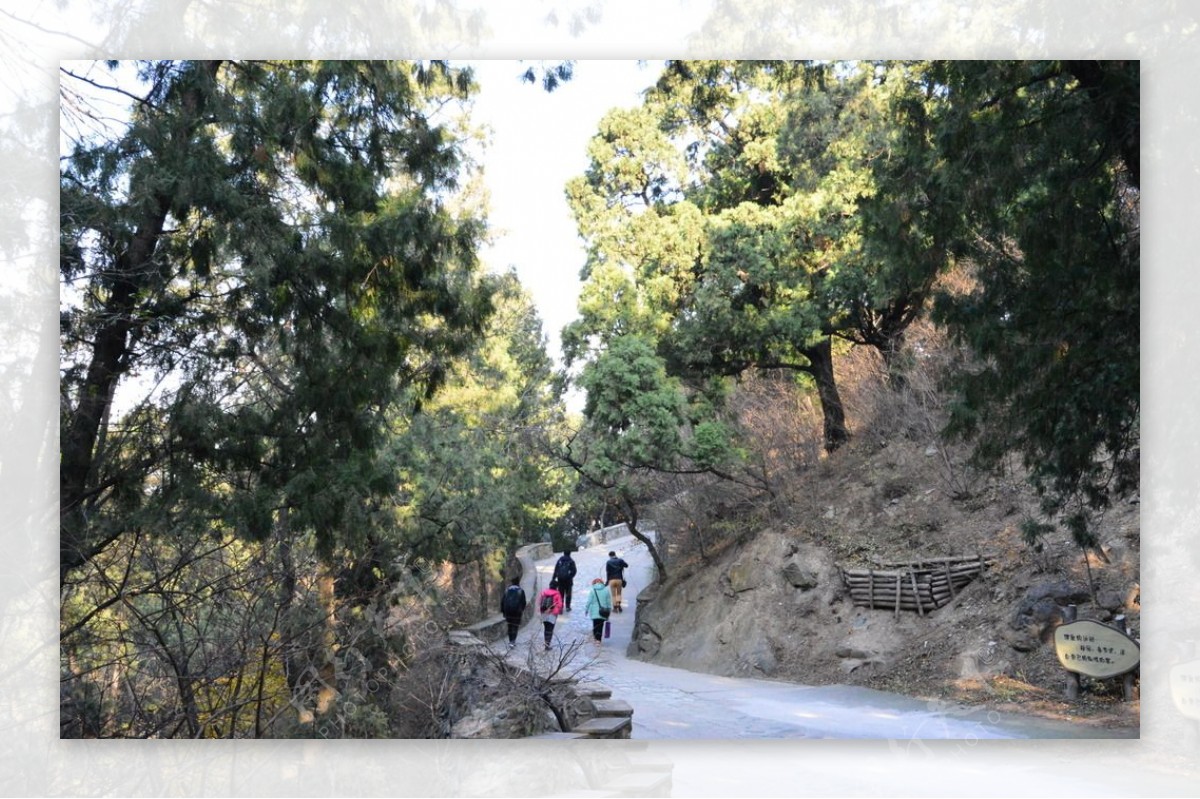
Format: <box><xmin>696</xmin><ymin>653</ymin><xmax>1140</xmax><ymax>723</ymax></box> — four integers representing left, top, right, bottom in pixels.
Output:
<box><xmin>605</xmin><ymin>551</ymin><xmax>630</xmax><ymax>612</ymax></box>
<box><xmin>552</xmin><ymin>550</ymin><xmax>578</xmax><ymax>611</ymax></box>
<box><xmin>499</xmin><ymin>576</ymin><xmax>527</xmax><ymax>648</ymax></box>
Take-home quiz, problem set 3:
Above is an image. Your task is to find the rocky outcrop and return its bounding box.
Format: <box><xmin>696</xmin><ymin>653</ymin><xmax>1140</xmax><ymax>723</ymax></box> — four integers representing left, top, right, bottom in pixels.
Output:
<box><xmin>630</xmin><ymin>530</ymin><xmax>843</xmax><ymax>678</ymax></box>
<box><xmin>1001</xmin><ymin>580</ymin><xmax>1093</xmax><ymax>652</ymax></box>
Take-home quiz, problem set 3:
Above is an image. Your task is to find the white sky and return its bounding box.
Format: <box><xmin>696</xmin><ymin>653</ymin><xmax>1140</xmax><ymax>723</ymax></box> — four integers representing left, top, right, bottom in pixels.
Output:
<box><xmin>466</xmin><ymin>60</ymin><xmax>661</xmax><ymax>370</ymax></box>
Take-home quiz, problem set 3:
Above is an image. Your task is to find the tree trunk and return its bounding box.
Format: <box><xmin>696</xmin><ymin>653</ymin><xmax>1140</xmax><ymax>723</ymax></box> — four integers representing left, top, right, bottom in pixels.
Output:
<box><xmin>620</xmin><ymin>494</ymin><xmax>667</xmax><ymax>581</ymax></box>
<box><xmin>274</xmin><ymin>508</ymin><xmax>315</xmax><ymax>726</ymax></box>
<box><xmin>315</xmin><ymin>566</ymin><xmax>338</xmax><ymax>717</ymax></box>
<box><xmin>59</xmin><ymin>194</ymin><xmax>171</xmax><ymax>579</ymax></box>
<box><xmin>60</xmin><ymin>60</ymin><xmax>224</xmax><ymax>581</ymax></box>
<box><xmin>800</xmin><ymin>337</ymin><xmax>850</xmax><ymax>452</ymax></box>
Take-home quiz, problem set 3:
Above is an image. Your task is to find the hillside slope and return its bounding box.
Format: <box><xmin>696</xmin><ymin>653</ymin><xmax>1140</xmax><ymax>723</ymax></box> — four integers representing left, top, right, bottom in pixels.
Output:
<box><xmin>630</xmin><ymin>395</ymin><xmax>1141</xmax><ymax>732</ymax></box>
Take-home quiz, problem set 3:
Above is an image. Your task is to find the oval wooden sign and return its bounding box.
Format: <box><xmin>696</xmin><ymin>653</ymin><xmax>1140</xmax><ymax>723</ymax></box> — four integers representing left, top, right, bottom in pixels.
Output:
<box><xmin>1053</xmin><ymin>619</ymin><xmax>1140</xmax><ymax>678</ymax></box>
<box><xmin>1169</xmin><ymin>659</ymin><xmax>1200</xmax><ymax>720</ymax></box>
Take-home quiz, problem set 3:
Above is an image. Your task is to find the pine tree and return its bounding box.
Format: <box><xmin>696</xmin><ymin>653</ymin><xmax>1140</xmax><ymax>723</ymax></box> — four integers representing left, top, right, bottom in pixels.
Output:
<box><xmin>60</xmin><ymin>60</ymin><xmax>491</xmax><ymax>580</ymax></box>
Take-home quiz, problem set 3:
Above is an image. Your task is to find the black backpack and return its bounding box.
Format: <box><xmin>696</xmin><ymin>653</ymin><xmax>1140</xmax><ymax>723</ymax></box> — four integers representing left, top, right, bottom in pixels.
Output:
<box><xmin>554</xmin><ymin>556</ymin><xmax>576</xmax><ymax>582</ymax></box>
<box><xmin>501</xmin><ymin>585</ymin><xmax>524</xmax><ymax>615</ymax></box>
<box><xmin>540</xmin><ymin>592</ymin><xmax>555</xmax><ymax>613</ymax></box>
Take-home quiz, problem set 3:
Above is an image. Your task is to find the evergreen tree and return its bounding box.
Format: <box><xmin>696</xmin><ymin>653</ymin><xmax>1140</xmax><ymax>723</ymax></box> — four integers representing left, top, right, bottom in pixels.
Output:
<box><xmin>927</xmin><ymin>60</ymin><xmax>1140</xmax><ymax>548</ymax></box>
<box><xmin>60</xmin><ymin>59</ymin><xmax>490</xmax><ymax>577</ymax></box>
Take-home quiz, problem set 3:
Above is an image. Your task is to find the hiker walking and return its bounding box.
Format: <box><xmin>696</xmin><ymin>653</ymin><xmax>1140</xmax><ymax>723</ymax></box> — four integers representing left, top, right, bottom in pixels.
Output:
<box><xmin>537</xmin><ymin>578</ymin><xmax>564</xmax><ymax>650</ymax></box>
<box><xmin>605</xmin><ymin>550</ymin><xmax>630</xmax><ymax>613</ymax></box>
<box><xmin>552</xmin><ymin>550</ymin><xmax>578</xmax><ymax>611</ymax></box>
<box><xmin>499</xmin><ymin>576</ymin><xmax>526</xmax><ymax>649</ymax></box>
<box><xmin>585</xmin><ymin>578</ymin><xmax>613</xmax><ymax>646</ymax></box>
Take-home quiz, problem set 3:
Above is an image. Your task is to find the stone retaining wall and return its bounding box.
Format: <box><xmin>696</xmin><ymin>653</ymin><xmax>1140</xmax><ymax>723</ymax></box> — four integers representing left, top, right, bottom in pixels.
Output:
<box><xmin>575</xmin><ymin>522</ymin><xmax>634</xmax><ymax>551</ymax></box>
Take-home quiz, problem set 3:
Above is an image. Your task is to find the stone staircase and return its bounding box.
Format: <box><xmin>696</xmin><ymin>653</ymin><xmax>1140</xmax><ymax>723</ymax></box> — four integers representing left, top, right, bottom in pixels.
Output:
<box><xmin>528</xmin><ymin>683</ymin><xmax>634</xmax><ymax>739</ymax></box>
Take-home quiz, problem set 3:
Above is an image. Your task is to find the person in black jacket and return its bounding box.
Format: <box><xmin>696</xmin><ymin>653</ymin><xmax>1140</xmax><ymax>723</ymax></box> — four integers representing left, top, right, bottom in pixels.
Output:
<box><xmin>499</xmin><ymin>576</ymin><xmax>527</xmax><ymax>648</ymax></box>
<box><xmin>605</xmin><ymin>551</ymin><xmax>630</xmax><ymax>613</ymax></box>
<box><xmin>552</xmin><ymin>550</ymin><xmax>578</xmax><ymax>611</ymax></box>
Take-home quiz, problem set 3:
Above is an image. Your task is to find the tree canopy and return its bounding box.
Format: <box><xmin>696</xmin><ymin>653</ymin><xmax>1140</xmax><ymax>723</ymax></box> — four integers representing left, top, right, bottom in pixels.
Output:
<box><xmin>60</xmin><ymin>60</ymin><xmax>490</xmax><ymax>579</ymax></box>
<box><xmin>565</xmin><ymin>59</ymin><xmax>1139</xmax><ymax>548</ymax></box>
<box><xmin>59</xmin><ymin>59</ymin><xmax>575</xmax><ymax>738</ymax></box>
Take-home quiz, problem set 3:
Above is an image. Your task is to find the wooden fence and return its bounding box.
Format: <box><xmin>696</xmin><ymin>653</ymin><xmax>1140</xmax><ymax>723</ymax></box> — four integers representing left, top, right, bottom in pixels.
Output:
<box><xmin>841</xmin><ymin>554</ymin><xmax>993</xmax><ymax>616</ymax></box>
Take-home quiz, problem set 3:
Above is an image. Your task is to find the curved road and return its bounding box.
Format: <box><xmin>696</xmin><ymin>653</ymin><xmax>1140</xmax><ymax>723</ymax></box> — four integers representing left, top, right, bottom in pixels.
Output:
<box><xmin>503</xmin><ymin>530</ymin><xmax>1135</xmax><ymax>741</ymax></box>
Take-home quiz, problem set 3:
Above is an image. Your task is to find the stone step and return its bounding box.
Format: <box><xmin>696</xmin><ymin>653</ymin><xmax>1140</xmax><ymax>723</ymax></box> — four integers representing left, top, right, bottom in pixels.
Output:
<box><xmin>576</xmin><ymin>683</ymin><xmax>613</xmax><ymax>700</ymax></box>
<box><xmin>591</xmin><ymin>698</ymin><xmax>633</xmax><ymax>718</ymax></box>
<box><xmin>526</xmin><ymin>731</ymin><xmax>588</xmax><ymax>739</ymax></box>
<box><xmin>463</xmin><ymin>615</ymin><xmax>506</xmax><ymax>643</ymax></box>
<box><xmin>572</xmin><ymin>715</ymin><xmax>632</xmax><ymax>739</ymax></box>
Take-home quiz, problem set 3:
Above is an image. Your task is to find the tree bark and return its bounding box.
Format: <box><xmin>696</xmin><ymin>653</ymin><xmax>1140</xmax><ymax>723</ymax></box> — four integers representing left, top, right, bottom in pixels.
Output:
<box><xmin>800</xmin><ymin>337</ymin><xmax>849</xmax><ymax>452</ymax></box>
<box><xmin>60</xmin><ymin>193</ymin><xmax>171</xmax><ymax>578</ymax></box>
<box><xmin>620</xmin><ymin>494</ymin><xmax>667</xmax><ymax>581</ymax></box>
<box><xmin>60</xmin><ymin>60</ymin><xmax>224</xmax><ymax>581</ymax></box>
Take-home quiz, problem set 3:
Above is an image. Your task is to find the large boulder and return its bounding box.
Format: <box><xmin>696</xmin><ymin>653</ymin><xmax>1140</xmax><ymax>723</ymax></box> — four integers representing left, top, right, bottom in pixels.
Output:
<box><xmin>1008</xmin><ymin>580</ymin><xmax>1092</xmax><ymax>645</ymax></box>
<box><xmin>782</xmin><ymin>559</ymin><xmax>820</xmax><ymax>591</ymax></box>
<box><xmin>633</xmin><ymin>623</ymin><xmax>662</xmax><ymax>657</ymax></box>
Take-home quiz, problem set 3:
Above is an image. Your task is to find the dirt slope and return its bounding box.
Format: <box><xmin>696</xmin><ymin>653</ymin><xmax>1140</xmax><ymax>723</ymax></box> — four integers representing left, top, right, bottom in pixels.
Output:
<box><xmin>631</xmin><ymin>430</ymin><xmax>1141</xmax><ymax>733</ymax></box>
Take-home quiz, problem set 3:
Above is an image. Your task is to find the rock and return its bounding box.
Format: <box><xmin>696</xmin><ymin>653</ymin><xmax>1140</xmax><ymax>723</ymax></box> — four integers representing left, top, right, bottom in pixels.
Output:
<box><xmin>742</xmin><ymin>635</ymin><xmax>777</xmax><ymax>675</ymax></box>
<box><xmin>782</xmin><ymin>560</ymin><xmax>819</xmax><ymax>590</ymax></box>
<box><xmin>636</xmin><ymin>635</ymin><xmax>661</xmax><ymax>658</ymax></box>
<box><xmin>836</xmin><ymin>645</ymin><xmax>873</xmax><ymax>660</ymax></box>
<box><xmin>727</xmin><ymin>561</ymin><xmax>759</xmax><ymax>593</ymax></box>
<box><xmin>635</xmin><ymin>623</ymin><xmax>662</xmax><ymax>657</ymax></box>
<box><xmin>1097</xmin><ymin>590</ymin><xmax>1126</xmax><ymax>612</ymax></box>
<box><xmin>840</xmin><ymin>658</ymin><xmax>865</xmax><ymax>674</ymax></box>
<box><xmin>792</xmin><ymin>591</ymin><xmax>821</xmax><ymax>617</ymax></box>
<box><xmin>1007</xmin><ymin>580</ymin><xmax>1095</xmax><ymax>646</ymax></box>
<box><xmin>1013</xmin><ymin>597</ymin><xmax>1062</xmax><ymax>631</ymax></box>
<box><xmin>1010</xmin><ymin>580</ymin><xmax>1091</xmax><ymax>631</ymax></box>
<box><xmin>1000</xmin><ymin>628</ymin><xmax>1032</xmax><ymax>651</ymax></box>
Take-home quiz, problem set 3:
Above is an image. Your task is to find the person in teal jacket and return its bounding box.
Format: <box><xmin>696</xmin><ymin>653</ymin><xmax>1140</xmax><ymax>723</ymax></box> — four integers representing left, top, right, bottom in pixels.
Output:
<box><xmin>584</xmin><ymin>577</ymin><xmax>613</xmax><ymax>645</ymax></box>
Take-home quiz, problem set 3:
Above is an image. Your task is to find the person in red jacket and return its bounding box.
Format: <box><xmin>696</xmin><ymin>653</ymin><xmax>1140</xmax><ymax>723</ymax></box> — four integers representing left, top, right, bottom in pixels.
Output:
<box><xmin>537</xmin><ymin>578</ymin><xmax>564</xmax><ymax>650</ymax></box>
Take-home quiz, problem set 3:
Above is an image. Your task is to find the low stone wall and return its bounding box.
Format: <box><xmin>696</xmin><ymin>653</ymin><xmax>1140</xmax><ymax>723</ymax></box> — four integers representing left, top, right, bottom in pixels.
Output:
<box><xmin>575</xmin><ymin>521</ymin><xmax>654</xmax><ymax>551</ymax></box>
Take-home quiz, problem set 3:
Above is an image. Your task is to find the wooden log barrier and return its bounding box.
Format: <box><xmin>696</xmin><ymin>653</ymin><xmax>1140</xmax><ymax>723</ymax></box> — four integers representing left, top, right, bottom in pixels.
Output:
<box><xmin>845</xmin><ymin>584</ymin><xmax>941</xmax><ymax>598</ymax></box>
<box><xmin>878</xmin><ymin>554</ymin><xmax>994</xmax><ymax>567</ymax></box>
<box><xmin>848</xmin><ymin>594</ymin><xmax>936</xmax><ymax>608</ymax></box>
<box><xmin>843</xmin><ymin>555</ymin><xmax>989</xmax><ymax>613</ymax></box>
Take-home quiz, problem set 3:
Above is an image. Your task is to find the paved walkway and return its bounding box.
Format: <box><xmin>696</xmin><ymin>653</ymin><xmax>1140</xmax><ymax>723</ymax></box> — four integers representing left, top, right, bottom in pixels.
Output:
<box><xmin>504</xmin><ymin>532</ymin><xmax>1135</xmax><ymax>740</ymax></box>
